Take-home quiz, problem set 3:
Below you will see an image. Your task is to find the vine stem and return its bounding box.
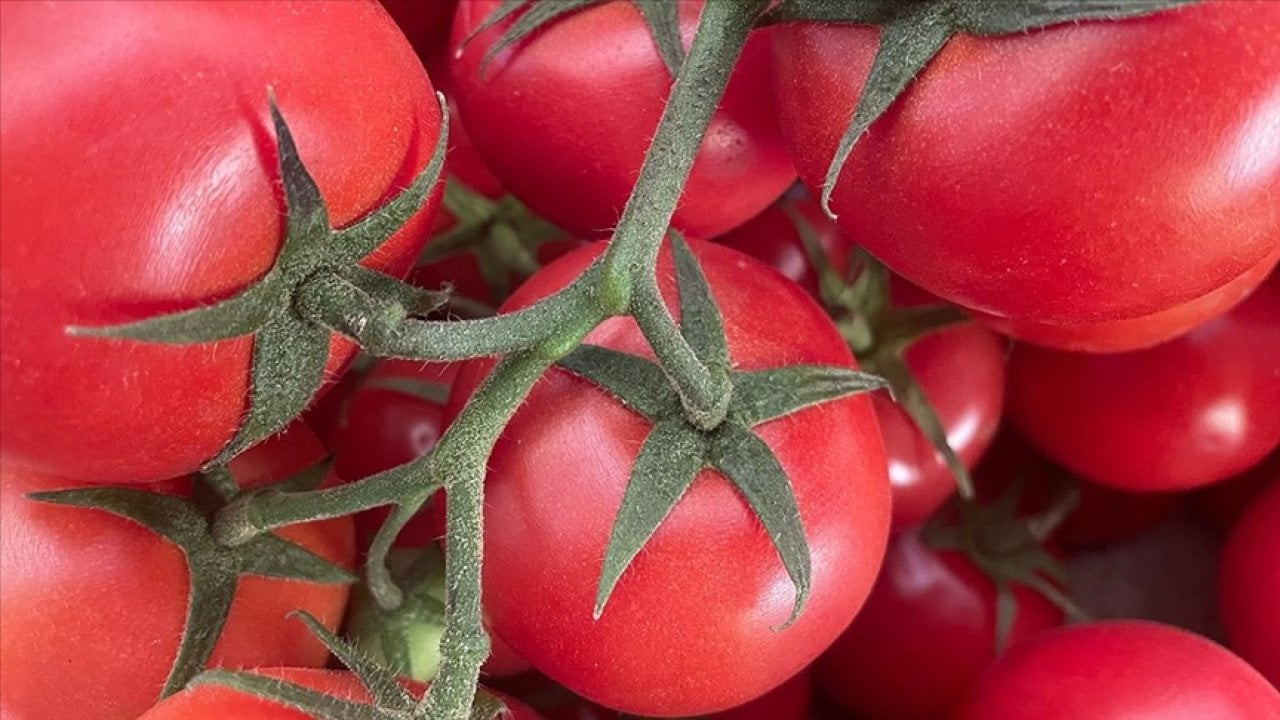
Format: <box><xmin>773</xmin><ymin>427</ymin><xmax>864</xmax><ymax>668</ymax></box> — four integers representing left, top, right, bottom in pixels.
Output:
<box><xmin>211</xmin><ymin>2</ymin><xmax>766</xmax><ymax>717</ymax></box>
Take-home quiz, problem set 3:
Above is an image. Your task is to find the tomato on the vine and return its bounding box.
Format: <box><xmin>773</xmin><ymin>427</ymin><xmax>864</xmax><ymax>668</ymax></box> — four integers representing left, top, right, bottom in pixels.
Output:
<box><xmin>771</xmin><ymin>1</ymin><xmax>1280</xmax><ymax>351</ymax></box>
<box><xmin>719</xmin><ymin>195</ymin><xmax>1005</xmax><ymax>527</ymax></box>
<box><xmin>0</xmin><ymin>426</ymin><xmax>355</xmax><ymax>720</ymax></box>
<box><xmin>1219</xmin><ymin>476</ymin><xmax>1280</xmax><ymax>688</ymax></box>
<box><xmin>448</xmin><ymin>239</ymin><xmax>890</xmax><ymax>716</ymax></box>
<box><xmin>450</xmin><ymin>0</ymin><xmax>795</xmax><ymax>239</ymax></box>
<box><xmin>536</xmin><ymin>669</ymin><xmax>810</xmax><ymax>720</ymax></box>
<box><xmin>1007</xmin><ymin>274</ymin><xmax>1280</xmax><ymax>492</ymax></box>
<box><xmin>0</xmin><ymin>0</ymin><xmax>443</xmax><ymax>485</ymax></box>
<box><xmin>137</xmin><ymin>667</ymin><xmax>544</xmax><ymax>720</ymax></box>
<box><xmin>954</xmin><ymin>621</ymin><xmax>1280</xmax><ymax>719</ymax></box>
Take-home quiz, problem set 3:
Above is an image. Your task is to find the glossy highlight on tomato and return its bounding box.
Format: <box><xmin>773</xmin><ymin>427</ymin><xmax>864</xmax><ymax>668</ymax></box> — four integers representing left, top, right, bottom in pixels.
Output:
<box><xmin>772</xmin><ymin>1</ymin><xmax>1280</xmax><ymax>351</ymax></box>
<box><xmin>449</xmin><ymin>239</ymin><xmax>890</xmax><ymax>716</ymax></box>
<box><xmin>0</xmin><ymin>0</ymin><xmax>443</xmax><ymax>484</ymax></box>
<box><xmin>0</xmin><ymin>426</ymin><xmax>355</xmax><ymax>720</ymax></box>
<box><xmin>450</xmin><ymin>0</ymin><xmax>795</xmax><ymax>239</ymax></box>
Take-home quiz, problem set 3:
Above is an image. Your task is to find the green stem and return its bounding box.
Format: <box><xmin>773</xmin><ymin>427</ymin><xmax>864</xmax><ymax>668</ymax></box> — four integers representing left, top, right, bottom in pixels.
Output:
<box><xmin>415</xmin><ymin>350</ymin><xmax>562</xmax><ymax>720</ymax></box>
<box><xmin>600</xmin><ymin>0</ymin><xmax>767</xmax><ymax>428</ymax></box>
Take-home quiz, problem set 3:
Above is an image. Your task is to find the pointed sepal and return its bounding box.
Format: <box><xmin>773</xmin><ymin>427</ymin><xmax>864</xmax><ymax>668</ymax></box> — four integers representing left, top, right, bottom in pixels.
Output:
<box><xmin>633</xmin><ymin>0</ymin><xmax>686</xmax><ymax>77</ymax></box>
<box><xmin>730</xmin><ymin>365</ymin><xmax>887</xmax><ymax>427</ymax></box>
<box><xmin>557</xmin><ymin>345</ymin><xmax>680</xmax><ymax>419</ymax></box>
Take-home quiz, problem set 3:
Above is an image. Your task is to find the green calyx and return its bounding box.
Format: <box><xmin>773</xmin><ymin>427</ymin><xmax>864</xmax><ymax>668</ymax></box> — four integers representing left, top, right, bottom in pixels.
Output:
<box><xmin>782</xmin><ymin>206</ymin><xmax>975</xmax><ymax>499</ymax></box>
<box><xmin>924</xmin><ymin>480</ymin><xmax>1089</xmax><ymax>653</ymax></box>
<box><xmin>461</xmin><ymin>0</ymin><xmax>686</xmax><ymax>77</ymax></box>
<box><xmin>556</xmin><ymin>235</ymin><xmax>887</xmax><ymax>626</ymax></box>
<box><xmin>417</xmin><ymin>180</ymin><xmax>563</xmax><ymax>313</ymax></box>
<box><xmin>190</xmin><ymin>611</ymin><xmax>506</xmax><ymax>720</ymax></box>
<box><xmin>68</xmin><ymin>90</ymin><xmax>451</xmax><ymax>467</ymax></box>
<box><xmin>348</xmin><ymin>546</ymin><xmax>448</xmax><ymax>683</ymax></box>
<box><xmin>760</xmin><ymin>0</ymin><xmax>1199</xmax><ymax>216</ymax></box>
<box><xmin>27</xmin><ymin>461</ymin><xmax>353</xmax><ymax>702</ymax></box>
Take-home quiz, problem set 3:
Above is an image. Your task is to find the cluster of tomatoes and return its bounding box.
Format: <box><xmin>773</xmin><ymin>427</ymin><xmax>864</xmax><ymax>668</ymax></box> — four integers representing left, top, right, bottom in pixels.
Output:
<box><xmin>1</xmin><ymin>1</ymin><xmax>1278</xmax><ymax>719</ymax></box>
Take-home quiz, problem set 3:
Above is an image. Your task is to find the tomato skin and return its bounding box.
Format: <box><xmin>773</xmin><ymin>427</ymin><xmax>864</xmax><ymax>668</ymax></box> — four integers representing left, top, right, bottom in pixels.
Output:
<box><xmin>954</xmin><ymin>620</ymin><xmax>1280</xmax><ymax>720</ymax></box>
<box><xmin>450</xmin><ymin>0</ymin><xmax>796</xmax><ymax>239</ymax></box>
<box><xmin>381</xmin><ymin>0</ymin><xmax>457</xmax><ymax>58</ymax></box>
<box><xmin>1195</xmin><ymin>451</ymin><xmax>1280</xmax><ymax>532</ymax></box>
<box><xmin>539</xmin><ymin>670</ymin><xmax>810</xmax><ymax>720</ymax></box>
<box><xmin>137</xmin><ymin>667</ymin><xmax>543</xmax><ymax>720</ymax></box>
<box><xmin>0</xmin><ymin>426</ymin><xmax>355</xmax><ymax>720</ymax></box>
<box><xmin>0</xmin><ymin>0</ymin><xmax>442</xmax><ymax>485</ymax></box>
<box><xmin>815</xmin><ymin>528</ymin><xmax>1062</xmax><ymax>720</ymax></box>
<box><xmin>771</xmin><ymin>2</ymin><xmax>1280</xmax><ymax>350</ymax></box>
<box><xmin>449</xmin><ymin>240</ymin><xmax>890</xmax><ymax>716</ymax></box>
<box><xmin>1219</xmin><ymin>478</ymin><xmax>1280</xmax><ymax>687</ymax></box>
<box><xmin>718</xmin><ymin>197</ymin><xmax>1005</xmax><ymax>527</ymax></box>
<box><xmin>1007</xmin><ymin>274</ymin><xmax>1280</xmax><ymax>492</ymax></box>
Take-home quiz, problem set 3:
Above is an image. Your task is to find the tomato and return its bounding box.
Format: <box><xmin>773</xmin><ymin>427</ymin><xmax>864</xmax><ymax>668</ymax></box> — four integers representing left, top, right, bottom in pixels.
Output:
<box><xmin>815</xmin><ymin>524</ymin><xmax>1063</xmax><ymax>720</ymax></box>
<box><xmin>448</xmin><ymin>239</ymin><xmax>890</xmax><ymax>715</ymax></box>
<box><xmin>0</xmin><ymin>426</ymin><xmax>355</xmax><ymax>720</ymax></box>
<box><xmin>137</xmin><ymin>667</ymin><xmax>543</xmax><ymax>720</ymax></box>
<box><xmin>537</xmin><ymin>670</ymin><xmax>810</xmax><ymax>720</ymax></box>
<box><xmin>0</xmin><ymin>0</ymin><xmax>443</xmax><ymax>484</ymax></box>
<box><xmin>1194</xmin><ymin>450</ymin><xmax>1280</xmax><ymax>532</ymax></box>
<box><xmin>450</xmin><ymin>0</ymin><xmax>795</xmax><ymax>239</ymax></box>
<box><xmin>1219</xmin><ymin>476</ymin><xmax>1280</xmax><ymax>687</ymax></box>
<box><xmin>411</xmin><ymin>238</ymin><xmax>585</xmax><ymax>308</ymax></box>
<box><xmin>1007</xmin><ymin>273</ymin><xmax>1280</xmax><ymax>492</ymax></box>
<box><xmin>381</xmin><ymin>0</ymin><xmax>457</xmax><ymax>60</ymax></box>
<box><xmin>719</xmin><ymin>195</ymin><xmax>1005</xmax><ymax>527</ymax></box>
<box><xmin>954</xmin><ymin>620</ymin><xmax>1280</xmax><ymax>719</ymax></box>
<box><xmin>771</xmin><ymin>2</ymin><xmax>1280</xmax><ymax>351</ymax></box>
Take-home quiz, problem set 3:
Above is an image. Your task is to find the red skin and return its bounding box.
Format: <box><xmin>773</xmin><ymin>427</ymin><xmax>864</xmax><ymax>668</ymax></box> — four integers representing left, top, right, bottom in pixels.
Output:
<box><xmin>954</xmin><ymin>621</ymin><xmax>1280</xmax><ymax>720</ymax></box>
<box><xmin>539</xmin><ymin>670</ymin><xmax>810</xmax><ymax>720</ymax></box>
<box><xmin>1194</xmin><ymin>450</ymin><xmax>1280</xmax><ymax>533</ymax></box>
<box><xmin>0</xmin><ymin>1</ymin><xmax>442</xmax><ymax>484</ymax></box>
<box><xmin>450</xmin><ymin>0</ymin><xmax>796</xmax><ymax>239</ymax></box>
<box><xmin>1007</xmin><ymin>274</ymin><xmax>1280</xmax><ymax>492</ymax></box>
<box><xmin>815</xmin><ymin>528</ymin><xmax>1063</xmax><ymax>720</ymax></box>
<box><xmin>0</xmin><ymin>426</ymin><xmax>355</xmax><ymax>720</ymax></box>
<box><xmin>138</xmin><ymin>667</ymin><xmax>543</xmax><ymax>720</ymax></box>
<box><xmin>1219</xmin><ymin>478</ymin><xmax>1280</xmax><ymax>687</ymax></box>
<box><xmin>718</xmin><ymin>197</ymin><xmax>1005</xmax><ymax>527</ymax></box>
<box><xmin>411</xmin><ymin>239</ymin><xmax>586</xmax><ymax>306</ymax></box>
<box><xmin>449</xmin><ymin>240</ymin><xmax>890</xmax><ymax>716</ymax></box>
<box><xmin>380</xmin><ymin>0</ymin><xmax>457</xmax><ymax>59</ymax></box>
<box><xmin>771</xmin><ymin>2</ymin><xmax>1280</xmax><ymax>351</ymax></box>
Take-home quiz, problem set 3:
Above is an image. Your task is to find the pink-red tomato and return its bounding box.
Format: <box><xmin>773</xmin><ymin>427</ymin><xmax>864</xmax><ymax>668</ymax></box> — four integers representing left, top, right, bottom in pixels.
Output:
<box><xmin>450</xmin><ymin>0</ymin><xmax>795</xmax><ymax>239</ymax></box>
<box><xmin>1194</xmin><ymin>450</ymin><xmax>1280</xmax><ymax>533</ymax></box>
<box><xmin>137</xmin><ymin>667</ymin><xmax>543</xmax><ymax>720</ymax></box>
<box><xmin>954</xmin><ymin>621</ymin><xmax>1280</xmax><ymax>720</ymax></box>
<box><xmin>1007</xmin><ymin>274</ymin><xmax>1280</xmax><ymax>492</ymax></box>
<box><xmin>0</xmin><ymin>426</ymin><xmax>355</xmax><ymax>720</ymax></box>
<box><xmin>771</xmin><ymin>2</ymin><xmax>1280</xmax><ymax>351</ymax></box>
<box><xmin>1219</xmin><ymin>477</ymin><xmax>1280</xmax><ymax>687</ymax></box>
<box><xmin>538</xmin><ymin>670</ymin><xmax>810</xmax><ymax>720</ymax></box>
<box><xmin>815</xmin><ymin>527</ymin><xmax>1063</xmax><ymax>720</ymax></box>
<box><xmin>719</xmin><ymin>196</ymin><xmax>1005</xmax><ymax>527</ymax></box>
<box><xmin>0</xmin><ymin>0</ymin><xmax>443</xmax><ymax>484</ymax></box>
<box><xmin>448</xmin><ymin>239</ymin><xmax>890</xmax><ymax>716</ymax></box>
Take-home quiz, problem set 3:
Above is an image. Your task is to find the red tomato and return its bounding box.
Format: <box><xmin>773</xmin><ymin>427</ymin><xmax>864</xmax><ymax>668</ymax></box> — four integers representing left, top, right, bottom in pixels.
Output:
<box><xmin>1194</xmin><ymin>450</ymin><xmax>1280</xmax><ymax>532</ymax></box>
<box><xmin>0</xmin><ymin>426</ymin><xmax>355</xmax><ymax>720</ymax></box>
<box><xmin>137</xmin><ymin>667</ymin><xmax>543</xmax><ymax>720</ymax></box>
<box><xmin>448</xmin><ymin>240</ymin><xmax>890</xmax><ymax>716</ymax></box>
<box><xmin>771</xmin><ymin>2</ymin><xmax>1280</xmax><ymax>351</ymax></box>
<box><xmin>954</xmin><ymin>621</ymin><xmax>1280</xmax><ymax>719</ymax></box>
<box><xmin>0</xmin><ymin>0</ymin><xmax>443</xmax><ymax>484</ymax></box>
<box><xmin>538</xmin><ymin>670</ymin><xmax>810</xmax><ymax>720</ymax></box>
<box><xmin>815</xmin><ymin>526</ymin><xmax>1063</xmax><ymax>720</ymax></box>
<box><xmin>1219</xmin><ymin>477</ymin><xmax>1280</xmax><ymax>687</ymax></box>
<box><xmin>381</xmin><ymin>0</ymin><xmax>457</xmax><ymax>59</ymax></box>
<box><xmin>719</xmin><ymin>196</ymin><xmax>1005</xmax><ymax>527</ymax></box>
<box><xmin>450</xmin><ymin>0</ymin><xmax>795</xmax><ymax>239</ymax></box>
<box><xmin>411</xmin><ymin>238</ymin><xmax>586</xmax><ymax>307</ymax></box>
<box><xmin>1007</xmin><ymin>274</ymin><xmax>1280</xmax><ymax>492</ymax></box>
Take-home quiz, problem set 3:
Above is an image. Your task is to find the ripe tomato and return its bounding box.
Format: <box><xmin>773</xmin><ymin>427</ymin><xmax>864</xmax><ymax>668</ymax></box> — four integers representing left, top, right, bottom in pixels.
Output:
<box><xmin>0</xmin><ymin>426</ymin><xmax>355</xmax><ymax>720</ymax></box>
<box><xmin>1007</xmin><ymin>274</ymin><xmax>1280</xmax><ymax>492</ymax></box>
<box><xmin>137</xmin><ymin>667</ymin><xmax>543</xmax><ymax>720</ymax></box>
<box><xmin>954</xmin><ymin>621</ymin><xmax>1280</xmax><ymax>719</ymax></box>
<box><xmin>815</xmin><ymin>524</ymin><xmax>1063</xmax><ymax>720</ymax></box>
<box><xmin>450</xmin><ymin>0</ymin><xmax>795</xmax><ymax>239</ymax></box>
<box><xmin>771</xmin><ymin>2</ymin><xmax>1280</xmax><ymax>351</ymax></box>
<box><xmin>1219</xmin><ymin>477</ymin><xmax>1280</xmax><ymax>687</ymax></box>
<box><xmin>719</xmin><ymin>196</ymin><xmax>1005</xmax><ymax>527</ymax></box>
<box><xmin>1194</xmin><ymin>450</ymin><xmax>1279</xmax><ymax>532</ymax></box>
<box><xmin>537</xmin><ymin>669</ymin><xmax>810</xmax><ymax>720</ymax></box>
<box><xmin>449</xmin><ymin>239</ymin><xmax>890</xmax><ymax>716</ymax></box>
<box><xmin>381</xmin><ymin>0</ymin><xmax>457</xmax><ymax>59</ymax></box>
<box><xmin>0</xmin><ymin>0</ymin><xmax>443</xmax><ymax>484</ymax></box>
